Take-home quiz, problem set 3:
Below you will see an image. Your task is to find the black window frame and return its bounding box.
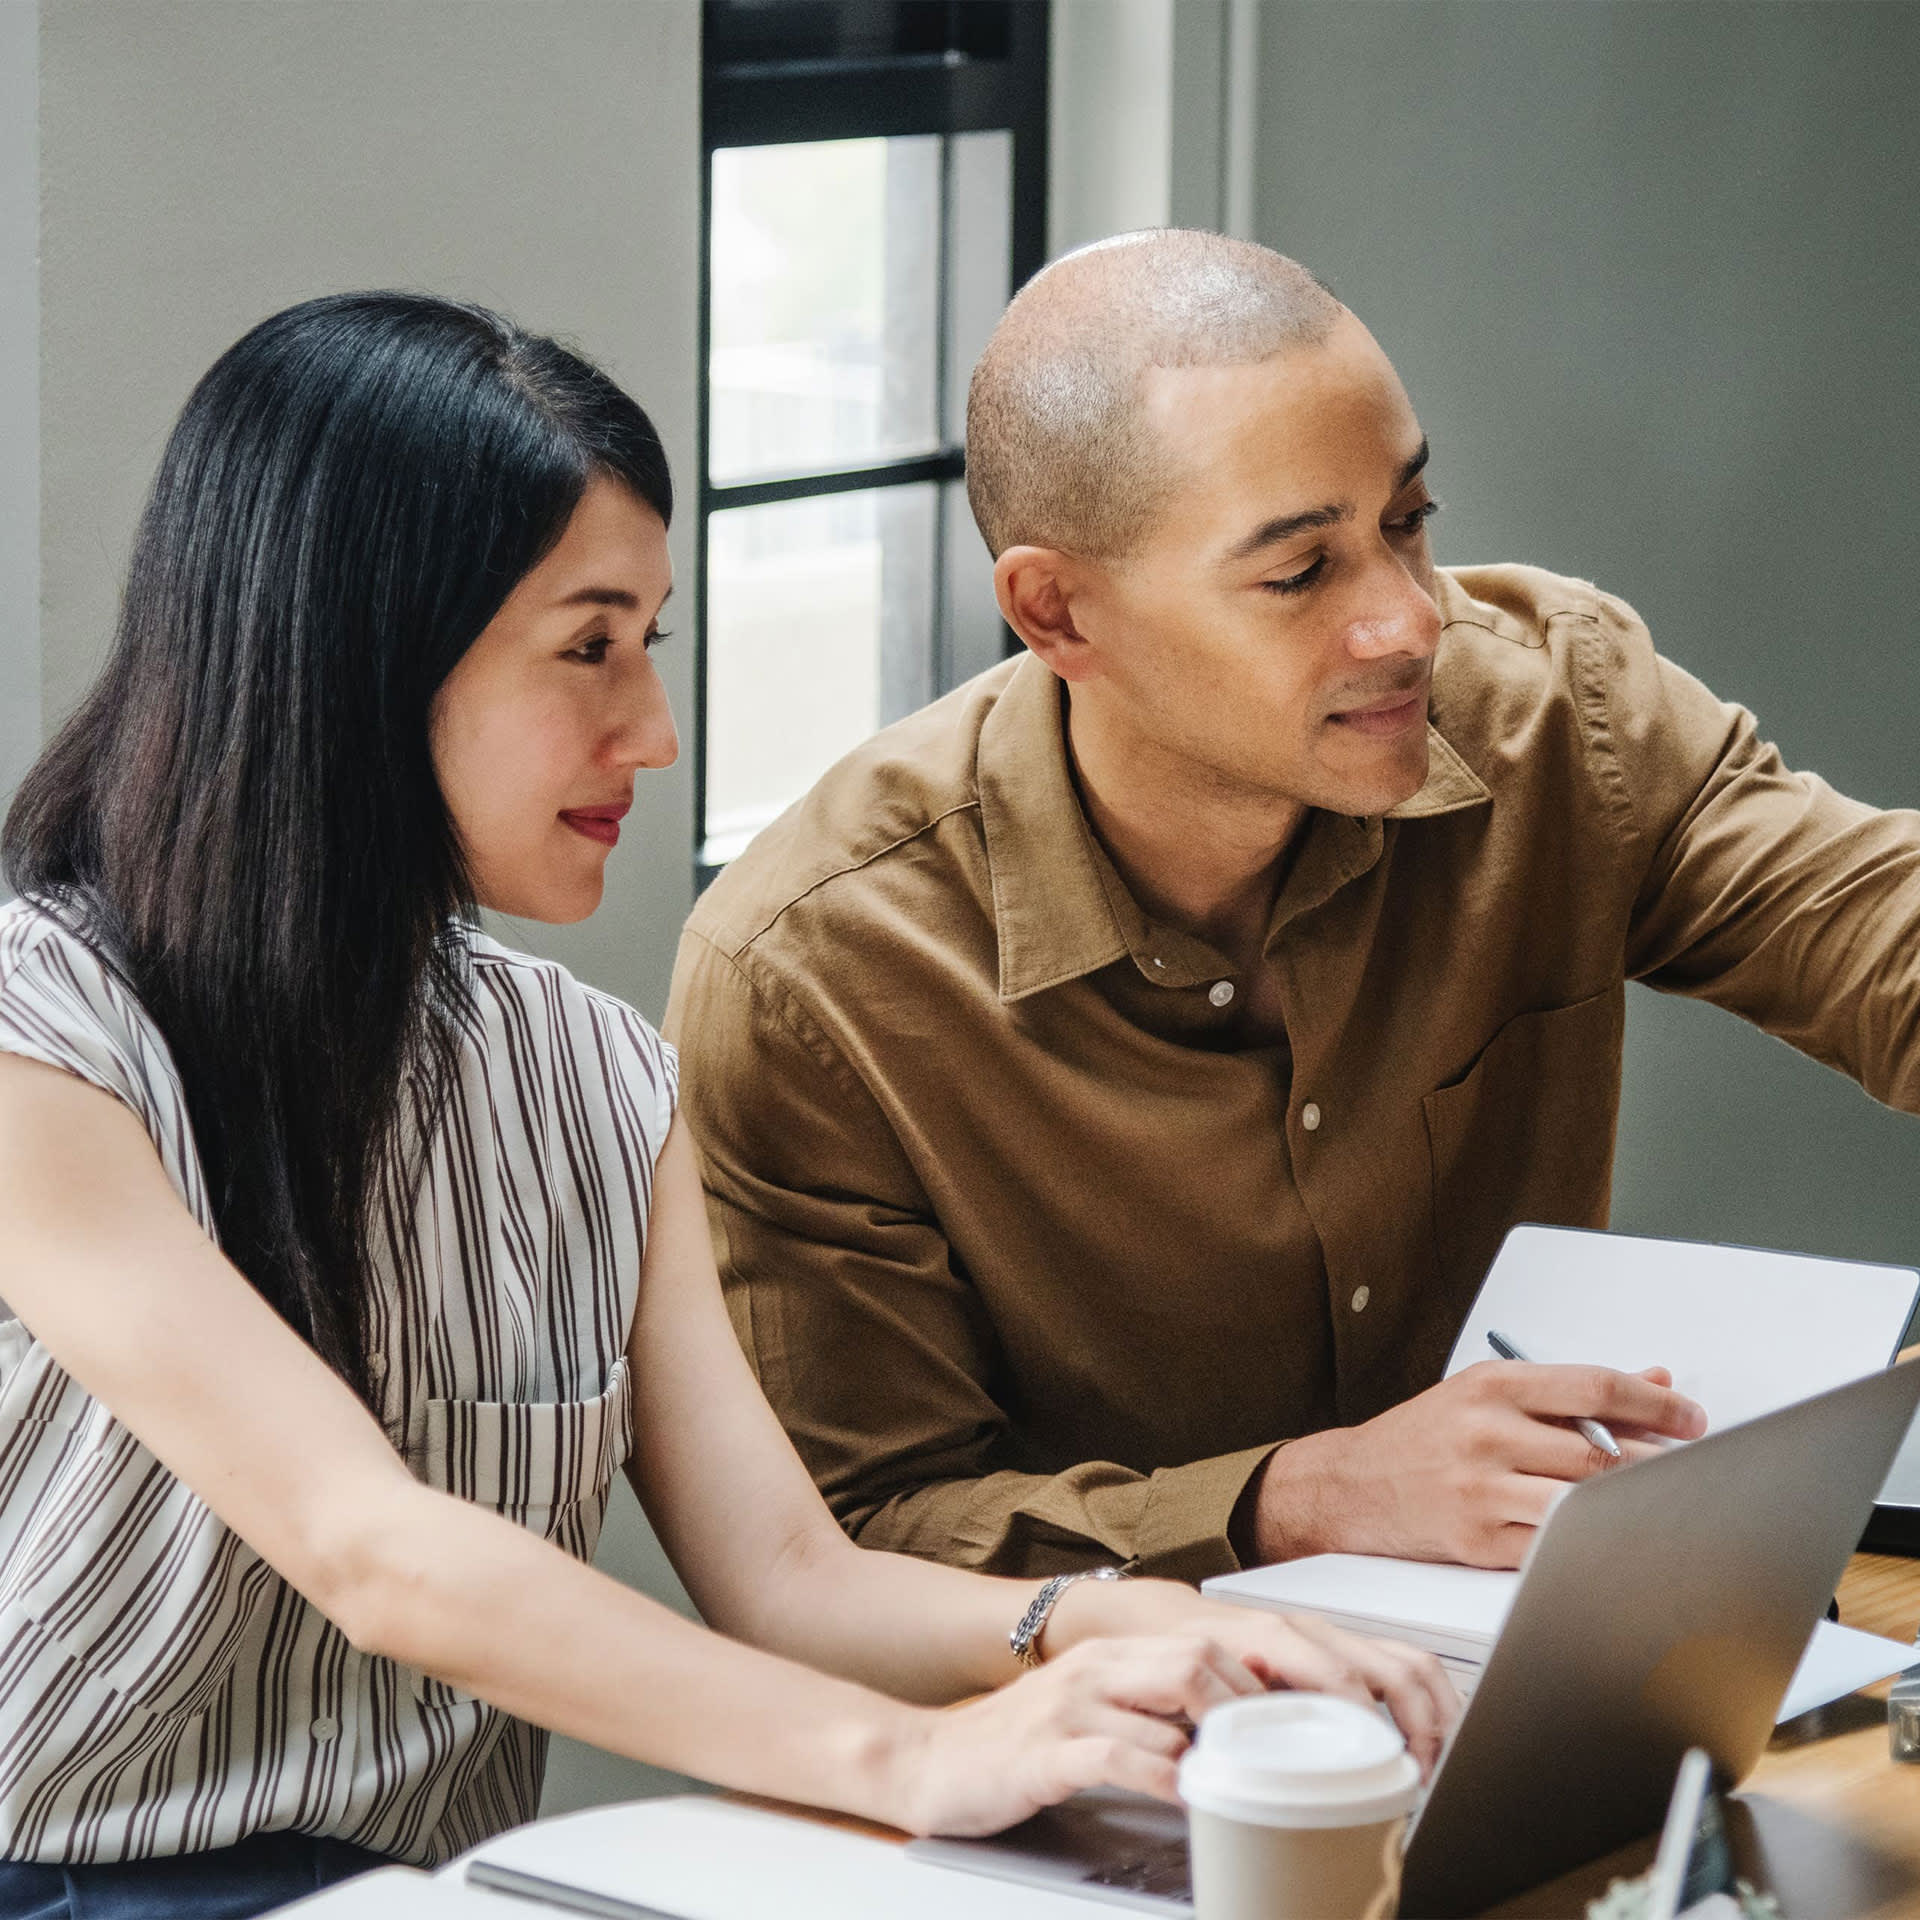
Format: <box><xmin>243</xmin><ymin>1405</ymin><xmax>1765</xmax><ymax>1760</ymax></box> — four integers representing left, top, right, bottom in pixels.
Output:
<box><xmin>696</xmin><ymin>0</ymin><xmax>1051</xmax><ymax>884</ymax></box>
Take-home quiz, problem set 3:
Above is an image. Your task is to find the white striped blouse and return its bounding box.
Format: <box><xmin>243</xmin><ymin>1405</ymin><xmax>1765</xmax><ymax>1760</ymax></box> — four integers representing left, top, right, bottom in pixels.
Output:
<box><xmin>0</xmin><ymin>897</ymin><xmax>676</xmax><ymax>1867</ymax></box>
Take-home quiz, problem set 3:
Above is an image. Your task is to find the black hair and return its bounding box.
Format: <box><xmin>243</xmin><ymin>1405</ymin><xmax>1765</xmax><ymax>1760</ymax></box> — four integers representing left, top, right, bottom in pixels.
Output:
<box><xmin>3</xmin><ymin>292</ymin><xmax>672</xmax><ymax>1403</ymax></box>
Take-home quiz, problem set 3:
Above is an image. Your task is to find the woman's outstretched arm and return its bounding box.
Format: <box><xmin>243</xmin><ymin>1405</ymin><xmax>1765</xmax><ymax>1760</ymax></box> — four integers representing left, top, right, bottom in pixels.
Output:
<box><xmin>625</xmin><ymin>1122</ymin><xmax>1454</xmax><ymax>1779</ymax></box>
<box><xmin>0</xmin><ymin>1054</ymin><xmax>1443</xmax><ymax>1835</ymax></box>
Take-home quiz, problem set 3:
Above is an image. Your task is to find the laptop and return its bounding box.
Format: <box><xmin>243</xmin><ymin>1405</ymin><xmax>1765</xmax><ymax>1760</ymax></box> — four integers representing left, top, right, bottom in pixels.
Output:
<box><xmin>909</xmin><ymin>1358</ymin><xmax>1920</xmax><ymax>1918</ymax></box>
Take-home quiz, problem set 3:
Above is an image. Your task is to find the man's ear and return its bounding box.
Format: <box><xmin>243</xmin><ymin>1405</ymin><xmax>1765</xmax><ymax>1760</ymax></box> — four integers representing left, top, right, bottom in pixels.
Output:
<box><xmin>993</xmin><ymin>545</ymin><xmax>1101</xmax><ymax>683</ymax></box>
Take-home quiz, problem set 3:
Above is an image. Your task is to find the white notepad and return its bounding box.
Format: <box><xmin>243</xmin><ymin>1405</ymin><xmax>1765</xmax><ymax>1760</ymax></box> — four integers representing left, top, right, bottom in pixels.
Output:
<box><xmin>1444</xmin><ymin>1225</ymin><xmax>1919</xmax><ymax>1432</ymax></box>
<box><xmin>447</xmin><ymin>1795</ymin><xmax>1120</xmax><ymax>1919</ymax></box>
<box><xmin>1205</xmin><ymin>1553</ymin><xmax>1913</xmax><ymax>1724</ymax></box>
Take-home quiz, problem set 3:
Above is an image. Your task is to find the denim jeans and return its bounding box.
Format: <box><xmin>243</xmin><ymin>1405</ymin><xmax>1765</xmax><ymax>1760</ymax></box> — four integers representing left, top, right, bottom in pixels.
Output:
<box><xmin>0</xmin><ymin>1831</ymin><xmax>393</xmax><ymax>1920</ymax></box>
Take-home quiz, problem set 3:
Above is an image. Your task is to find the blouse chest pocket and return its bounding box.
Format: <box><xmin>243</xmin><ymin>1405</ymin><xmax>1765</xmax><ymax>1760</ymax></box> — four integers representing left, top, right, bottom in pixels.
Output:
<box><xmin>0</xmin><ymin>1316</ymin><xmax>90</xmax><ymax>1431</ymax></box>
<box><xmin>402</xmin><ymin>1359</ymin><xmax>634</xmax><ymax>1709</ymax></box>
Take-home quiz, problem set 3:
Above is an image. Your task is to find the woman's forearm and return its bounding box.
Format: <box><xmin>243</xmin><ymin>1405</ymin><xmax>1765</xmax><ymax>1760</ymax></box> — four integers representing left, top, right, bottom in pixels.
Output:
<box><xmin>711</xmin><ymin>1523</ymin><xmax>1042</xmax><ymax>1704</ymax></box>
<box><xmin>334</xmin><ymin>1478</ymin><xmax>926</xmax><ymax>1826</ymax></box>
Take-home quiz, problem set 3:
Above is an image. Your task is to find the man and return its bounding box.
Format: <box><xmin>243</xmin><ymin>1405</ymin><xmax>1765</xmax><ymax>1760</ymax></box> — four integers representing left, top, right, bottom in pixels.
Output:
<box><xmin>664</xmin><ymin>232</ymin><xmax>1920</xmax><ymax>1582</ymax></box>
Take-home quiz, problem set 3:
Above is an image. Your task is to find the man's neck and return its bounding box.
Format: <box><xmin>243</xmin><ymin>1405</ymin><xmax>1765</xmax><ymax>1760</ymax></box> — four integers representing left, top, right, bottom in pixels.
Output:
<box><xmin>1065</xmin><ymin>689</ymin><xmax>1308</xmax><ymax>966</ymax></box>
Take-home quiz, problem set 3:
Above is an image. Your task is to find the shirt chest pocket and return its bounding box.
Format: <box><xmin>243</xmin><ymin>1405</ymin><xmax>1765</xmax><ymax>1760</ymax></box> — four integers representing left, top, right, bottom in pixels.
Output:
<box><xmin>1421</xmin><ymin>988</ymin><xmax>1625</xmax><ymax>1333</ymax></box>
<box><xmin>402</xmin><ymin>1358</ymin><xmax>634</xmax><ymax>1709</ymax></box>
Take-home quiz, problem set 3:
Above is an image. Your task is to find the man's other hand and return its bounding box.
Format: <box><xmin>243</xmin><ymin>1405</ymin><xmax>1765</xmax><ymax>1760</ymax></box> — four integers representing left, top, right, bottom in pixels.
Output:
<box><xmin>1248</xmin><ymin>1361</ymin><xmax>1708</xmax><ymax>1568</ymax></box>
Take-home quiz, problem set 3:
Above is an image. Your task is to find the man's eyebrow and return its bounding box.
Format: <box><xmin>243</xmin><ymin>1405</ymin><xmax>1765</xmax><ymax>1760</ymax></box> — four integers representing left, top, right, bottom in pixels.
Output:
<box><xmin>1222</xmin><ymin>501</ymin><xmax>1352</xmax><ymax>565</ymax></box>
<box><xmin>1220</xmin><ymin>436</ymin><xmax>1433</xmax><ymax>568</ymax></box>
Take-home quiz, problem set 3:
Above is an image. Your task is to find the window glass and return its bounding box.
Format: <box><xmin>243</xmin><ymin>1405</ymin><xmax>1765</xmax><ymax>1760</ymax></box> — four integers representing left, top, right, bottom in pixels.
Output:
<box><xmin>709</xmin><ymin>137</ymin><xmax>942</xmax><ymax>485</ymax></box>
<box><xmin>703</xmin><ymin>485</ymin><xmax>938</xmax><ymax>864</ymax></box>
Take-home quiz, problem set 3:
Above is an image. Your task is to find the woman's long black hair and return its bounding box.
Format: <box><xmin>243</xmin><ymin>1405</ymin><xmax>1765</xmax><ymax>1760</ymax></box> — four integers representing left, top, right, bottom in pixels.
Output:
<box><xmin>3</xmin><ymin>292</ymin><xmax>672</xmax><ymax>1404</ymax></box>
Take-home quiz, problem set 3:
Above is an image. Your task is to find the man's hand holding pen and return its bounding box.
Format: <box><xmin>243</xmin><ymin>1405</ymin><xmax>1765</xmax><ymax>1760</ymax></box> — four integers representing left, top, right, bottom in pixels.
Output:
<box><xmin>1241</xmin><ymin>1354</ymin><xmax>1709</xmax><ymax>1570</ymax></box>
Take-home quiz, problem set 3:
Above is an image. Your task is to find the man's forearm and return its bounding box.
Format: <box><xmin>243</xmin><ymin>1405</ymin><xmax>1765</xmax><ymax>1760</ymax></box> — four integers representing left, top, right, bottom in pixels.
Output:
<box><xmin>842</xmin><ymin>1447</ymin><xmax>1280</xmax><ymax>1583</ymax></box>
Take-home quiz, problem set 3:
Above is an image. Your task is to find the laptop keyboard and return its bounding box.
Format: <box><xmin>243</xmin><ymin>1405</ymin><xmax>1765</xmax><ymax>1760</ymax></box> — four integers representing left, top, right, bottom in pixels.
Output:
<box><xmin>1083</xmin><ymin>1839</ymin><xmax>1193</xmax><ymax>1900</ymax></box>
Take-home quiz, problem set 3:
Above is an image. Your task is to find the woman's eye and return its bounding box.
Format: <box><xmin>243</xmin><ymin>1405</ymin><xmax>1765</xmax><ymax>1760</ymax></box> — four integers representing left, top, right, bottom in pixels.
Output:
<box><xmin>644</xmin><ymin>627</ymin><xmax>672</xmax><ymax>652</ymax></box>
<box><xmin>1264</xmin><ymin>556</ymin><xmax>1327</xmax><ymax>597</ymax></box>
<box><xmin>567</xmin><ymin>636</ymin><xmax>612</xmax><ymax>665</ymax></box>
<box><xmin>1390</xmin><ymin>499</ymin><xmax>1442</xmax><ymax>535</ymax></box>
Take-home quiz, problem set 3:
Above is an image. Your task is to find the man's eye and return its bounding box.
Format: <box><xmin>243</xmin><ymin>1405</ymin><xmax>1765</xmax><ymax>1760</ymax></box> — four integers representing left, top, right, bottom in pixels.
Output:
<box><xmin>1390</xmin><ymin>499</ymin><xmax>1442</xmax><ymax>535</ymax></box>
<box><xmin>1263</xmin><ymin>555</ymin><xmax>1327</xmax><ymax>597</ymax></box>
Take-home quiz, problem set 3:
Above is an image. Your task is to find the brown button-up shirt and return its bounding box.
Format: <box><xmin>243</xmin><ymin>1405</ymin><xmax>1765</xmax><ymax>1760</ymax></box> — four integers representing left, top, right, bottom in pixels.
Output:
<box><xmin>665</xmin><ymin>565</ymin><xmax>1920</xmax><ymax>1582</ymax></box>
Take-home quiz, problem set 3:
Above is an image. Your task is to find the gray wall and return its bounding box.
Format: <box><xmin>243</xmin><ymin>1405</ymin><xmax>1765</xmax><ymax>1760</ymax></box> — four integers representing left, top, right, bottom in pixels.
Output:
<box><xmin>1252</xmin><ymin>1</ymin><xmax>1920</xmax><ymax>1278</ymax></box>
<box><xmin>0</xmin><ymin>0</ymin><xmax>39</xmax><ymax>809</ymax></box>
<box><xmin>34</xmin><ymin>0</ymin><xmax>703</xmax><ymax>1814</ymax></box>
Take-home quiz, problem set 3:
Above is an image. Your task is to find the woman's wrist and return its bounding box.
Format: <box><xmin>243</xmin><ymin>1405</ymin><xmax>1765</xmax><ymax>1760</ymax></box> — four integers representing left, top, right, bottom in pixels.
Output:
<box><xmin>1036</xmin><ymin>1571</ymin><xmax>1194</xmax><ymax>1658</ymax></box>
<box><xmin>829</xmin><ymin>1697</ymin><xmax>937</xmax><ymax>1833</ymax></box>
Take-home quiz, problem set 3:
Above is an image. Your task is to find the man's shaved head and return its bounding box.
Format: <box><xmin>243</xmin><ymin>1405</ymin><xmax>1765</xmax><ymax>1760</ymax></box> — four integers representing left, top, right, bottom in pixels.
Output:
<box><xmin>965</xmin><ymin>230</ymin><xmax>1343</xmax><ymax>560</ymax></box>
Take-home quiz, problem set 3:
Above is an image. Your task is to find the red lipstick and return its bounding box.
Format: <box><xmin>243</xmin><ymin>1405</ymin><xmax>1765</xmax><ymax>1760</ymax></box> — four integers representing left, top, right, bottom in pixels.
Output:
<box><xmin>559</xmin><ymin>802</ymin><xmax>630</xmax><ymax>847</ymax></box>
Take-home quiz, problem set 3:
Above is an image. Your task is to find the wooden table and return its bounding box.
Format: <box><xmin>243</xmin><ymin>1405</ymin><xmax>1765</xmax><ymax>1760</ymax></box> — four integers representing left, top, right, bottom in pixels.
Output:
<box><xmin>1482</xmin><ymin>1552</ymin><xmax>1920</xmax><ymax>1917</ymax></box>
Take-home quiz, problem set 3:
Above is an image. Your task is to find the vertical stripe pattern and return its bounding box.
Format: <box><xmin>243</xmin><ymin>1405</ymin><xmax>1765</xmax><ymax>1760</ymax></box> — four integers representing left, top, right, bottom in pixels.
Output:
<box><xmin>0</xmin><ymin>900</ymin><xmax>675</xmax><ymax>1866</ymax></box>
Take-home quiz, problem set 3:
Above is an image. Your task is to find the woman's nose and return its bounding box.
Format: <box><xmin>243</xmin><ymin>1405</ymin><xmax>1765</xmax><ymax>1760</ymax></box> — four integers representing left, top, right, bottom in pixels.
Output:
<box><xmin>614</xmin><ymin>669</ymin><xmax>680</xmax><ymax>772</ymax></box>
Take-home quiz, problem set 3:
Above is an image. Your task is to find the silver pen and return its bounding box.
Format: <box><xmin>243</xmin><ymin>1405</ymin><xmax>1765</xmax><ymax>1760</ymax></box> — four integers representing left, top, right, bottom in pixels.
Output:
<box><xmin>466</xmin><ymin>1860</ymin><xmax>690</xmax><ymax>1919</ymax></box>
<box><xmin>1485</xmin><ymin>1328</ymin><xmax>1623</xmax><ymax>1460</ymax></box>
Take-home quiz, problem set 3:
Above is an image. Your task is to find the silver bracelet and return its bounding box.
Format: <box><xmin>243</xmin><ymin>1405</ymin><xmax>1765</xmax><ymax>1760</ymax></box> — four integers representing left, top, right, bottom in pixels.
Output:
<box><xmin>1009</xmin><ymin>1565</ymin><xmax>1130</xmax><ymax>1669</ymax></box>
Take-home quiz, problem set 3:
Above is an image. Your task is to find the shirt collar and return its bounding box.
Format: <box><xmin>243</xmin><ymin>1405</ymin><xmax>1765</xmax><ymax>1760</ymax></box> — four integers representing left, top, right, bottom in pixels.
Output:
<box><xmin>977</xmin><ymin>654</ymin><xmax>1132</xmax><ymax>1003</ymax></box>
<box><xmin>1388</xmin><ymin>570</ymin><xmax>1499</xmax><ymax>821</ymax></box>
<box><xmin>976</xmin><ymin>641</ymin><xmax>1490</xmax><ymax>1004</ymax></box>
<box><xmin>1384</xmin><ymin>726</ymin><xmax>1489</xmax><ymax>820</ymax></box>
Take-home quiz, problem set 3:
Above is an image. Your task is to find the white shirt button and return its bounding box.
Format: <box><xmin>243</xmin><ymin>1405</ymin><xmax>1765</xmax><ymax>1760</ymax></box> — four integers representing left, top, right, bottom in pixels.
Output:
<box><xmin>1301</xmin><ymin>1101</ymin><xmax>1323</xmax><ymax>1131</ymax></box>
<box><xmin>310</xmin><ymin>1715</ymin><xmax>339</xmax><ymax>1743</ymax></box>
<box><xmin>1350</xmin><ymin>1286</ymin><xmax>1371</xmax><ymax>1314</ymax></box>
<box><xmin>368</xmin><ymin>1354</ymin><xmax>388</xmax><ymax>1380</ymax></box>
<box><xmin>1208</xmin><ymin>980</ymin><xmax>1235</xmax><ymax>1008</ymax></box>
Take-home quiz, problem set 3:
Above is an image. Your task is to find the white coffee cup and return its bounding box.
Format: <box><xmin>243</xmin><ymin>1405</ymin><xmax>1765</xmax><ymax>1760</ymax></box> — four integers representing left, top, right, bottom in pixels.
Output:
<box><xmin>1179</xmin><ymin>1694</ymin><xmax>1422</xmax><ymax>1920</ymax></box>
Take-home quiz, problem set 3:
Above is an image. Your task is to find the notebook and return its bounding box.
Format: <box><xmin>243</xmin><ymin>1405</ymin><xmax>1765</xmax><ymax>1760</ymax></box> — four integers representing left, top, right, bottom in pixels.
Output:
<box><xmin>1442</xmin><ymin>1224</ymin><xmax>1920</xmax><ymax>1428</ymax></box>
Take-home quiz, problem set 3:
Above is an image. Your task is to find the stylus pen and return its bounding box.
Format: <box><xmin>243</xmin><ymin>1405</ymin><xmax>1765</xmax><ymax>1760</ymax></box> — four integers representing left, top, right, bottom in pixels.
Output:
<box><xmin>465</xmin><ymin>1859</ymin><xmax>691</xmax><ymax>1919</ymax></box>
<box><xmin>1485</xmin><ymin>1328</ymin><xmax>1623</xmax><ymax>1459</ymax></box>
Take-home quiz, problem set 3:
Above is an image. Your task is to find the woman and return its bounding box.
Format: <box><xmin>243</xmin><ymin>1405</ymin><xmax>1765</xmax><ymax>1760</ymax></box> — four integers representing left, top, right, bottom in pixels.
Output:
<box><xmin>0</xmin><ymin>294</ymin><xmax>1451</xmax><ymax>1916</ymax></box>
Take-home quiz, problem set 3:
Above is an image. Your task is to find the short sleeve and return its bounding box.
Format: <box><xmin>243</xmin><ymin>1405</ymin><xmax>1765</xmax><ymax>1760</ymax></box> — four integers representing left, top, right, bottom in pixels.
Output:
<box><xmin>566</xmin><ymin>974</ymin><xmax>679</xmax><ymax>1190</ymax></box>
<box><xmin>654</xmin><ymin>1027</ymin><xmax>681</xmax><ymax>1148</ymax></box>
<box><xmin>0</xmin><ymin>904</ymin><xmax>213</xmax><ymax>1226</ymax></box>
<box><xmin>609</xmin><ymin>996</ymin><xmax>679</xmax><ymax>1160</ymax></box>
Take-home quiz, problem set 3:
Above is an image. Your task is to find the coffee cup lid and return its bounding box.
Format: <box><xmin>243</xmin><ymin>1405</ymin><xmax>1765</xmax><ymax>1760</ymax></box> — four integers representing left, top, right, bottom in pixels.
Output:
<box><xmin>1178</xmin><ymin>1695</ymin><xmax>1422</xmax><ymax>1830</ymax></box>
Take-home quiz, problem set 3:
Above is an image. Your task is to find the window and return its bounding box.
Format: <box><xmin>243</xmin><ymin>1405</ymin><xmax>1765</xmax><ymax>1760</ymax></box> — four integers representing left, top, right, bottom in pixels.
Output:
<box><xmin>698</xmin><ymin>0</ymin><xmax>1049</xmax><ymax>875</ymax></box>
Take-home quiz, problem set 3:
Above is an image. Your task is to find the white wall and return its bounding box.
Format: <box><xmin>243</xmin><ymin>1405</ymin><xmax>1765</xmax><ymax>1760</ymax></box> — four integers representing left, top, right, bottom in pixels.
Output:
<box><xmin>35</xmin><ymin>0</ymin><xmax>705</xmax><ymax>1815</ymax></box>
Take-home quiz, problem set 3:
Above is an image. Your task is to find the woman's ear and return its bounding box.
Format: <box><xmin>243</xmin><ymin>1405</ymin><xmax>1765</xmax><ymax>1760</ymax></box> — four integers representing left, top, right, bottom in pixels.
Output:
<box><xmin>992</xmin><ymin>545</ymin><xmax>1101</xmax><ymax>683</ymax></box>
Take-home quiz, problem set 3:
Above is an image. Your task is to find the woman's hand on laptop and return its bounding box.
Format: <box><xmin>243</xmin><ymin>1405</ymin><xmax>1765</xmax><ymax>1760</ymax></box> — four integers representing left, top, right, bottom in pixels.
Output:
<box><xmin>1245</xmin><ymin>1360</ymin><xmax>1707</xmax><ymax>1569</ymax></box>
<box><xmin>1041</xmin><ymin>1574</ymin><xmax>1456</xmax><ymax>1774</ymax></box>
<box><xmin>888</xmin><ymin>1594</ymin><xmax>1453</xmax><ymax>1835</ymax></box>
